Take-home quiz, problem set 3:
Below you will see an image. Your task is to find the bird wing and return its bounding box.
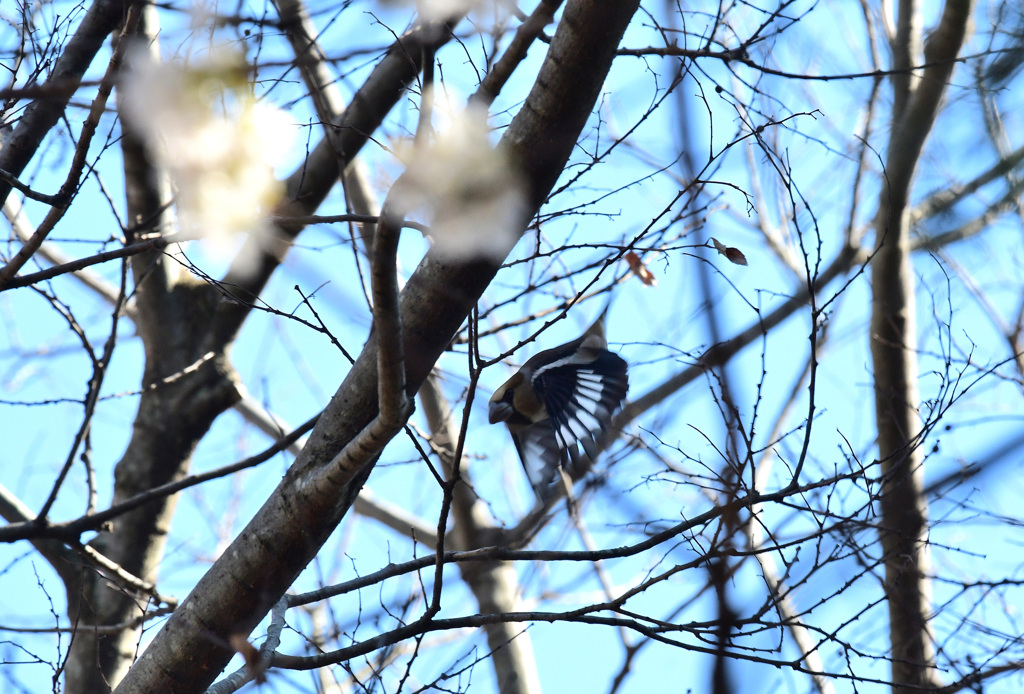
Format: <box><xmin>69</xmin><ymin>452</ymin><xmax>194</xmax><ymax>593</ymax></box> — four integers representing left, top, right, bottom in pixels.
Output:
<box><xmin>532</xmin><ymin>349</ymin><xmax>628</xmax><ymax>474</ymax></box>
<box><xmin>510</xmin><ymin>424</ymin><xmax>565</xmax><ymax>495</ymax></box>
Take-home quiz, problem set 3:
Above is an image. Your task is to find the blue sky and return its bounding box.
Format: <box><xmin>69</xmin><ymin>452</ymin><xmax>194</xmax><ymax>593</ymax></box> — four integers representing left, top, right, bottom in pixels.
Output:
<box><xmin>2</xmin><ymin>0</ymin><xmax>1024</xmax><ymax>692</ymax></box>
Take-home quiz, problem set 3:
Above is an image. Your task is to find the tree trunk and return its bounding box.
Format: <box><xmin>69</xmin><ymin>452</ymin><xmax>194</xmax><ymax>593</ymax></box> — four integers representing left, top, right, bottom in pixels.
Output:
<box><xmin>870</xmin><ymin>2</ymin><xmax>974</xmax><ymax>691</ymax></box>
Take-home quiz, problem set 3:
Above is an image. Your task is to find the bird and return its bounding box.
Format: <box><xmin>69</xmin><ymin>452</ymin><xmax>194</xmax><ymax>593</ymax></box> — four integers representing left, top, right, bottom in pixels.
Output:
<box><xmin>488</xmin><ymin>309</ymin><xmax>628</xmax><ymax>499</ymax></box>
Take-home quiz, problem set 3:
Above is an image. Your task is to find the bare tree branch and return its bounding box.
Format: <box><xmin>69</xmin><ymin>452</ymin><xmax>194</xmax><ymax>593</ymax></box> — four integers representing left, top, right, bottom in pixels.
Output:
<box><xmin>0</xmin><ymin>0</ymin><xmax>137</xmax><ymax>206</ymax></box>
<box><xmin>0</xmin><ymin>7</ymin><xmax>139</xmax><ymax>286</ymax></box>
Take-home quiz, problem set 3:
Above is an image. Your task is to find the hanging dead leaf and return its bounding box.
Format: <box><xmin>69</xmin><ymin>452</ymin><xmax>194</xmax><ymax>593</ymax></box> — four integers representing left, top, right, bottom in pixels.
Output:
<box><xmin>229</xmin><ymin>633</ymin><xmax>267</xmax><ymax>684</ymax></box>
<box><xmin>624</xmin><ymin>250</ymin><xmax>658</xmax><ymax>286</ymax></box>
<box><xmin>725</xmin><ymin>247</ymin><xmax>747</xmax><ymax>265</ymax></box>
<box><xmin>710</xmin><ymin>238</ymin><xmax>748</xmax><ymax>266</ymax></box>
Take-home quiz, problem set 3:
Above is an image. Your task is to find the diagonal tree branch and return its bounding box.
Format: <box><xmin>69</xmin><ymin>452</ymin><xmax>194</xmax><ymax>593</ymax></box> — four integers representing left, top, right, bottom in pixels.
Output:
<box><xmin>205</xmin><ymin>17</ymin><xmax>466</xmax><ymax>352</ymax></box>
<box><xmin>114</xmin><ymin>2</ymin><xmax>642</xmax><ymax>690</ymax></box>
<box><xmin>909</xmin><ymin>142</ymin><xmax>1024</xmax><ymax>223</ymax></box>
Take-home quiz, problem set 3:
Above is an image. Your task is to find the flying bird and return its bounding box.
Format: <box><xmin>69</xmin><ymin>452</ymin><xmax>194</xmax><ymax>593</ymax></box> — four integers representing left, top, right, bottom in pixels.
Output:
<box><xmin>488</xmin><ymin>311</ymin><xmax>628</xmax><ymax>499</ymax></box>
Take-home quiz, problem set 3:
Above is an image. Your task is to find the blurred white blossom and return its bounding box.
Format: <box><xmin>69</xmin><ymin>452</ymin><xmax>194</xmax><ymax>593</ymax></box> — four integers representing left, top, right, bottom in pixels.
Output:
<box><xmin>416</xmin><ymin>0</ymin><xmax>483</xmax><ymax>21</ymax></box>
<box><xmin>396</xmin><ymin>100</ymin><xmax>526</xmax><ymax>263</ymax></box>
<box><xmin>377</xmin><ymin>0</ymin><xmax>486</xmax><ymax>23</ymax></box>
<box><xmin>120</xmin><ymin>49</ymin><xmax>293</xmax><ymax>272</ymax></box>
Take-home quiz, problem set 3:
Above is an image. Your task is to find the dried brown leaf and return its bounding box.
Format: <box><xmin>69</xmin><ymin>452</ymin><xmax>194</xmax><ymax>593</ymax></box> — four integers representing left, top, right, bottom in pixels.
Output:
<box><xmin>625</xmin><ymin>250</ymin><xmax>658</xmax><ymax>286</ymax></box>
<box><xmin>710</xmin><ymin>238</ymin><xmax>748</xmax><ymax>266</ymax></box>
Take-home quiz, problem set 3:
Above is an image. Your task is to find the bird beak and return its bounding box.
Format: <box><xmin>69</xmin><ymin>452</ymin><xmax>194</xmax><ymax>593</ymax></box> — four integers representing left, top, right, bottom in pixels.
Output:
<box><xmin>488</xmin><ymin>400</ymin><xmax>514</xmax><ymax>424</ymax></box>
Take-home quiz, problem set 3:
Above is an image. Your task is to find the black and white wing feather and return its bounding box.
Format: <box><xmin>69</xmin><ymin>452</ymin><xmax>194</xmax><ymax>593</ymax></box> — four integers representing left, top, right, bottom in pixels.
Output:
<box><xmin>509</xmin><ymin>424</ymin><xmax>566</xmax><ymax>495</ymax></box>
<box><xmin>532</xmin><ymin>349</ymin><xmax>628</xmax><ymax>483</ymax></box>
